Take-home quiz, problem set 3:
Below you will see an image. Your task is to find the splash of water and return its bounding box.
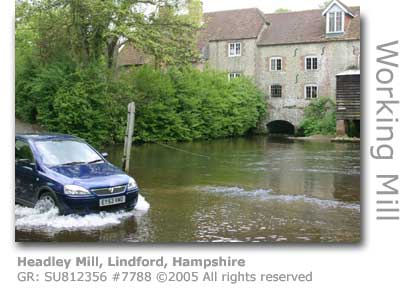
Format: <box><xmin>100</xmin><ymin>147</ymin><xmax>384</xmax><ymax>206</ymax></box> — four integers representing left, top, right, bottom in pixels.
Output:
<box><xmin>15</xmin><ymin>195</ymin><xmax>150</xmax><ymax>231</ymax></box>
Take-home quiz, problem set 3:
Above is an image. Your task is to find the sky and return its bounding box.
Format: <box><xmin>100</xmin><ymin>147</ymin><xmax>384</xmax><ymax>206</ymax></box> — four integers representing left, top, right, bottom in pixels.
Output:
<box><xmin>202</xmin><ymin>0</ymin><xmax>362</xmax><ymax>13</ymax></box>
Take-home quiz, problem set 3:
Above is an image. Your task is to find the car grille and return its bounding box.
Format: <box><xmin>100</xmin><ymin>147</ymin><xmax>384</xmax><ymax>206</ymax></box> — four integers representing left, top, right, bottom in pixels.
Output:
<box><xmin>91</xmin><ymin>185</ymin><xmax>127</xmax><ymax>196</ymax></box>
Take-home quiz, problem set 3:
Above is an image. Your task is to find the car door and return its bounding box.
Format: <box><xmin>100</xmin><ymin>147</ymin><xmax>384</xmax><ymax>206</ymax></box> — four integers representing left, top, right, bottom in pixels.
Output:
<box><xmin>15</xmin><ymin>139</ymin><xmax>37</xmax><ymax>205</ymax></box>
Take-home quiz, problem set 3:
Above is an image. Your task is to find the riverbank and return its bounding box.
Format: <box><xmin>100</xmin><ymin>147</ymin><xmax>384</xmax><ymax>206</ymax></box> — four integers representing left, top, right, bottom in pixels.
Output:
<box><xmin>289</xmin><ymin>135</ymin><xmax>334</xmax><ymax>142</ymax></box>
<box><xmin>288</xmin><ymin>134</ymin><xmax>360</xmax><ymax>143</ymax></box>
<box><xmin>15</xmin><ymin>118</ymin><xmax>44</xmax><ymax>134</ymax></box>
<box><xmin>331</xmin><ymin>136</ymin><xmax>361</xmax><ymax>143</ymax></box>
<box><xmin>15</xmin><ymin>117</ymin><xmax>361</xmax><ymax>145</ymax></box>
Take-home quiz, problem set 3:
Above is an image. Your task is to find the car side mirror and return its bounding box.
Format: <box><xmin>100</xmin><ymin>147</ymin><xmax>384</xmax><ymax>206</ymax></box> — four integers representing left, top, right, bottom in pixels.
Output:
<box><xmin>16</xmin><ymin>158</ymin><xmax>31</xmax><ymax>165</ymax></box>
<box><xmin>16</xmin><ymin>159</ymin><xmax>36</xmax><ymax>170</ymax></box>
<box><xmin>101</xmin><ymin>152</ymin><xmax>109</xmax><ymax>158</ymax></box>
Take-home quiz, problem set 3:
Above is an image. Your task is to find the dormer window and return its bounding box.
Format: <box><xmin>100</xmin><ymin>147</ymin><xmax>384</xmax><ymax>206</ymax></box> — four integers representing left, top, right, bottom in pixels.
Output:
<box><xmin>328</xmin><ymin>11</ymin><xmax>344</xmax><ymax>33</ymax></box>
<box><xmin>322</xmin><ymin>0</ymin><xmax>354</xmax><ymax>35</ymax></box>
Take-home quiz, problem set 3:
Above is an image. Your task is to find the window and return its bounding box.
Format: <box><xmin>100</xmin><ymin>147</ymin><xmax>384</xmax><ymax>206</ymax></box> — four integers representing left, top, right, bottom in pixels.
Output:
<box><xmin>329</xmin><ymin>12</ymin><xmax>335</xmax><ymax>32</ymax></box>
<box><xmin>328</xmin><ymin>11</ymin><xmax>344</xmax><ymax>33</ymax></box>
<box><xmin>305</xmin><ymin>85</ymin><xmax>318</xmax><ymax>99</ymax></box>
<box><xmin>228</xmin><ymin>42</ymin><xmax>241</xmax><ymax>57</ymax></box>
<box><xmin>270</xmin><ymin>85</ymin><xmax>282</xmax><ymax>98</ymax></box>
<box><xmin>228</xmin><ymin>72</ymin><xmax>241</xmax><ymax>80</ymax></box>
<box><xmin>270</xmin><ymin>57</ymin><xmax>282</xmax><ymax>71</ymax></box>
<box><xmin>15</xmin><ymin>140</ymin><xmax>34</xmax><ymax>163</ymax></box>
<box><xmin>305</xmin><ymin>56</ymin><xmax>318</xmax><ymax>70</ymax></box>
<box><xmin>336</xmin><ymin>11</ymin><xmax>343</xmax><ymax>31</ymax></box>
<box><xmin>34</xmin><ymin>140</ymin><xmax>102</xmax><ymax>167</ymax></box>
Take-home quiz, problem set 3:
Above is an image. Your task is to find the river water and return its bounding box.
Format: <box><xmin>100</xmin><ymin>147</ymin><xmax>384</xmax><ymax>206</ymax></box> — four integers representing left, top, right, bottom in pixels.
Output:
<box><xmin>15</xmin><ymin>137</ymin><xmax>360</xmax><ymax>243</ymax></box>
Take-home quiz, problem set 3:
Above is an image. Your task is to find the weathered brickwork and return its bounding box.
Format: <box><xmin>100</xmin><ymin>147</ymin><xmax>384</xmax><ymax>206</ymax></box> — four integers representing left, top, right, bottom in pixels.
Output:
<box><xmin>208</xmin><ymin>39</ymin><xmax>258</xmax><ymax>78</ymax></box>
<box><xmin>255</xmin><ymin>40</ymin><xmax>360</xmax><ymax>126</ymax></box>
<box><xmin>205</xmin><ymin>39</ymin><xmax>360</xmax><ymax>128</ymax></box>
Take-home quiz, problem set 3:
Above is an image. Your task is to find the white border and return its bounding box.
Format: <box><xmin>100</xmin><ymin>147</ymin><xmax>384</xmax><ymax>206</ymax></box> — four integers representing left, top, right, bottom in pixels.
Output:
<box><xmin>3</xmin><ymin>1</ymin><xmax>409</xmax><ymax>292</ymax></box>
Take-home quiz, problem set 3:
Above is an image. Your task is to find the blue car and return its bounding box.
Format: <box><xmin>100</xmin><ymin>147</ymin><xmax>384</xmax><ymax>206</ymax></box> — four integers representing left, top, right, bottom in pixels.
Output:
<box><xmin>15</xmin><ymin>133</ymin><xmax>139</xmax><ymax>215</ymax></box>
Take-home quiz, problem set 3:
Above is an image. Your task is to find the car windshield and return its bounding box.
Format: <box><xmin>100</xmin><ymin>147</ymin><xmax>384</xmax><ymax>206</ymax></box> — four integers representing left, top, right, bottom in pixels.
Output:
<box><xmin>35</xmin><ymin>139</ymin><xmax>102</xmax><ymax>166</ymax></box>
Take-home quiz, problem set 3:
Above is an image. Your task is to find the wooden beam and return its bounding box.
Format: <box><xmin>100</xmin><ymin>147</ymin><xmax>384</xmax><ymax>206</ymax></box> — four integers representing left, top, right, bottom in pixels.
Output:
<box><xmin>122</xmin><ymin>102</ymin><xmax>136</xmax><ymax>173</ymax></box>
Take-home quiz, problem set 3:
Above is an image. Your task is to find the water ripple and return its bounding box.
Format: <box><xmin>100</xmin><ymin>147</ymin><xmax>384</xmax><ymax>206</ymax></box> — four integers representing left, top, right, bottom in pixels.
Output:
<box><xmin>196</xmin><ymin>186</ymin><xmax>360</xmax><ymax>211</ymax></box>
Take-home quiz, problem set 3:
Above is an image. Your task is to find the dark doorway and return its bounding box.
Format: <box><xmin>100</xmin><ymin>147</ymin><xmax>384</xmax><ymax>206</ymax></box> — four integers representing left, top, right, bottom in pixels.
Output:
<box><xmin>267</xmin><ymin>120</ymin><xmax>295</xmax><ymax>135</ymax></box>
<box><xmin>348</xmin><ymin>120</ymin><xmax>360</xmax><ymax>138</ymax></box>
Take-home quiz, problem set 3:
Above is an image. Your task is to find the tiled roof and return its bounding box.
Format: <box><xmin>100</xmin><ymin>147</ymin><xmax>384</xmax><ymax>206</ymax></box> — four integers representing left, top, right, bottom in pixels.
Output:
<box><xmin>121</xmin><ymin>3</ymin><xmax>361</xmax><ymax>64</ymax></box>
<box><xmin>200</xmin><ymin>8</ymin><xmax>267</xmax><ymax>44</ymax></box>
<box><xmin>117</xmin><ymin>44</ymin><xmax>152</xmax><ymax>66</ymax></box>
<box><xmin>258</xmin><ymin>7</ymin><xmax>360</xmax><ymax>46</ymax></box>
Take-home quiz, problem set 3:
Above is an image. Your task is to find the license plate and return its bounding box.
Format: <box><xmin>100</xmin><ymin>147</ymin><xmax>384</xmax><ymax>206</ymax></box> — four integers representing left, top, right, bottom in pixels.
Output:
<box><xmin>99</xmin><ymin>196</ymin><xmax>126</xmax><ymax>207</ymax></box>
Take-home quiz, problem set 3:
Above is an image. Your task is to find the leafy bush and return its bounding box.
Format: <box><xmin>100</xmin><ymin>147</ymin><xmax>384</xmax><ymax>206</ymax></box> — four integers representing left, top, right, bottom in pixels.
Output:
<box><xmin>118</xmin><ymin>66</ymin><xmax>266</xmax><ymax>142</ymax></box>
<box><xmin>16</xmin><ymin>64</ymin><xmax>266</xmax><ymax>145</ymax></box>
<box><xmin>15</xmin><ymin>56</ymin><xmax>38</xmax><ymax>123</ymax></box>
<box><xmin>16</xmin><ymin>62</ymin><xmax>125</xmax><ymax>146</ymax></box>
<box><xmin>298</xmin><ymin>97</ymin><xmax>336</xmax><ymax>136</ymax></box>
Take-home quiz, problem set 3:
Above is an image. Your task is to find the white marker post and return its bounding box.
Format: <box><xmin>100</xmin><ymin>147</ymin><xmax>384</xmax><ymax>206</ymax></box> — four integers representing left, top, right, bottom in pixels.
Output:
<box><xmin>122</xmin><ymin>102</ymin><xmax>135</xmax><ymax>173</ymax></box>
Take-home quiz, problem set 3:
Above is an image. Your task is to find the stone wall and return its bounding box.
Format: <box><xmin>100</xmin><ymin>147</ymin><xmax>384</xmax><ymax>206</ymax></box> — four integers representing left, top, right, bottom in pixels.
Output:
<box><xmin>207</xmin><ymin>39</ymin><xmax>258</xmax><ymax>78</ymax></box>
<box><xmin>256</xmin><ymin>40</ymin><xmax>360</xmax><ymax>127</ymax></box>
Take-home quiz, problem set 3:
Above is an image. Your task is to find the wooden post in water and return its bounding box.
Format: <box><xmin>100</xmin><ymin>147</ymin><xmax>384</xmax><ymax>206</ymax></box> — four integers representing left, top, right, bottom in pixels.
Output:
<box><xmin>122</xmin><ymin>102</ymin><xmax>135</xmax><ymax>173</ymax></box>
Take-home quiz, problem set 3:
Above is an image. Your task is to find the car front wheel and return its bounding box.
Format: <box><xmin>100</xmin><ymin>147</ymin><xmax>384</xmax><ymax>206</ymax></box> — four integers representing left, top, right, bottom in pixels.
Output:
<box><xmin>36</xmin><ymin>191</ymin><xmax>61</xmax><ymax>214</ymax></box>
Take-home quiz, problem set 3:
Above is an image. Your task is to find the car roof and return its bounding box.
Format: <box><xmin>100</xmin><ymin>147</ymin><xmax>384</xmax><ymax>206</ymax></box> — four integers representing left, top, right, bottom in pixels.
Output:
<box><xmin>15</xmin><ymin>133</ymin><xmax>82</xmax><ymax>142</ymax></box>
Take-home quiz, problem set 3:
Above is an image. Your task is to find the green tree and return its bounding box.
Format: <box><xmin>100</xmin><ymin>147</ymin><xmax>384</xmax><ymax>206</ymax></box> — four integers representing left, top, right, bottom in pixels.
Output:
<box><xmin>16</xmin><ymin>0</ymin><xmax>202</xmax><ymax>69</ymax></box>
<box><xmin>185</xmin><ymin>0</ymin><xmax>203</xmax><ymax>25</ymax></box>
<box><xmin>298</xmin><ymin>97</ymin><xmax>336</xmax><ymax>136</ymax></box>
<box><xmin>274</xmin><ymin>8</ymin><xmax>291</xmax><ymax>13</ymax></box>
<box><xmin>319</xmin><ymin>1</ymin><xmax>332</xmax><ymax>9</ymax></box>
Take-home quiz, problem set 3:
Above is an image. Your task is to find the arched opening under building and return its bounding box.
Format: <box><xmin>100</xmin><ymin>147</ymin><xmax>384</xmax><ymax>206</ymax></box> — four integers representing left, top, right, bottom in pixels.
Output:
<box><xmin>267</xmin><ymin>120</ymin><xmax>295</xmax><ymax>135</ymax></box>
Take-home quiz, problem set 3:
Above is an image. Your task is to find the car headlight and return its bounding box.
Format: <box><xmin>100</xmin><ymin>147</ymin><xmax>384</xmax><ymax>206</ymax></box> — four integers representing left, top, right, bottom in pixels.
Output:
<box><xmin>128</xmin><ymin>177</ymin><xmax>138</xmax><ymax>191</ymax></box>
<box><xmin>64</xmin><ymin>185</ymin><xmax>90</xmax><ymax>196</ymax></box>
